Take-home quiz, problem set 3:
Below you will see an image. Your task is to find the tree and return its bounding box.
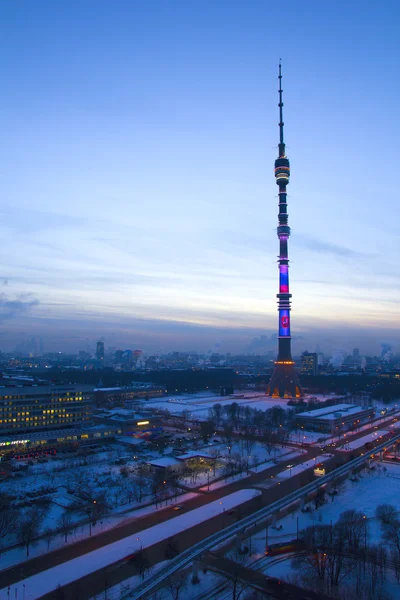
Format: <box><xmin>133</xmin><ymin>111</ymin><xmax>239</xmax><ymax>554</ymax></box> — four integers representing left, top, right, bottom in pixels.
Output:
<box><xmin>209</xmin><ymin>448</ymin><xmax>219</xmax><ymax>475</ymax></box>
<box><xmin>224</xmin><ymin>547</ymin><xmax>250</xmax><ymax>600</ymax></box>
<box><xmin>151</xmin><ymin>469</ymin><xmax>166</xmax><ymax>507</ymax></box>
<box><xmin>58</xmin><ymin>512</ymin><xmax>73</xmax><ymax>543</ymax></box>
<box><xmin>381</xmin><ymin>517</ymin><xmax>400</xmax><ymax>560</ymax></box>
<box><xmin>166</xmin><ymin>571</ymin><xmax>187</xmax><ymax>600</ymax></box>
<box><xmin>135</xmin><ymin>462</ymin><xmax>147</xmax><ymax>503</ymax></box>
<box><xmin>211</xmin><ymin>403</ymin><xmax>222</xmax><ymax>427</ymax></box>
<box><xmin>336</xmin><ymin>510</ymin><xmax>368</xmax><ymax>553</ymax></box>
<box><xmin>313</xmin><ymin>486</ymin><xmax>326</xmax><ymax>510</ymax></box>
<box><xmin>44</xmin><ymin>527</ymin><xmax>54</xmax><ymax>551</ymax></box>
<box><xmin>222</xmin><ymin>425</ymin><xmax>234</xmax><ymax>455</ymax></box>
<box><xmin>200</xmin><ymin>419</ymin><xmax>215</xmax><ymax>444</ymax></box>
<box><xmin>18</xmin><ymin>507</ymin><xmax>46</xmax><ymax>557</ymax></box>
<box><xmin>130</xmin><ymin>548</ymin><xmax>150</xmax><ymax>580</ymax></box>
<box><xmin>83</xmin><ymin>494</ymin><xmax>108</xmax><ymax>536</ymax></box>
<box><xmin>376</xmin><ymin>504</ymin><xmax>398</xmax><ymax>526</ymax></box>
<box><xmin>0</xmin><ymin>507</ymin><xmax>18</xmax><ymax>549</ymax></box>
<box><xmin>164</xmin><ymin>538</ymin><xmax>180</xmax><ymax>560</ymax></box>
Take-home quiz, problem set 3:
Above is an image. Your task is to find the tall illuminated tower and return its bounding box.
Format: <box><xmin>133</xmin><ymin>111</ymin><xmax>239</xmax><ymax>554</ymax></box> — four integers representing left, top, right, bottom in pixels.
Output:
<box><xmin>267</xmin><ymin>64</ymin><xmax>303</xmax><ymax>399</ymax></box>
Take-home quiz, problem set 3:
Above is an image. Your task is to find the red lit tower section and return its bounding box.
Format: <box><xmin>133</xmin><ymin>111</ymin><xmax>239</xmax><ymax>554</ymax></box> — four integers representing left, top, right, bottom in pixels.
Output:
<box><xmin>267</xmin><ymin>64</ymin><xmax>303</xmax><ymax>399</ymax></box>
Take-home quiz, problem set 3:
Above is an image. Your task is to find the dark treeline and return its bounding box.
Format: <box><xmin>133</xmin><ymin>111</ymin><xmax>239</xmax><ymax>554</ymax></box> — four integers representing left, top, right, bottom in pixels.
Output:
<box><xmin>36</xmin><ymin>368</ymin><xmax>239</xmax><ymax>392</ymax></box>
<box><xmin>34</xmin><ymin>369</ymin><xmax>400</xmax><ymax>401</ymax></box>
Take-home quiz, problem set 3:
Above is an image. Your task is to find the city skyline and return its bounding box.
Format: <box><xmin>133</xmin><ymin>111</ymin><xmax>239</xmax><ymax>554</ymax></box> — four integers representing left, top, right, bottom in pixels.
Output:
<box><xmin>1</xmin><ymin>1</ymin><xmax>399</xmax><ymax>355</ymax></box>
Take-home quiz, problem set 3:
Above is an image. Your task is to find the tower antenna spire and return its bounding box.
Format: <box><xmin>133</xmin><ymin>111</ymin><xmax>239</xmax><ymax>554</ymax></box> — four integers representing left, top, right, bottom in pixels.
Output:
<box><xmin>267</xmin><ymin>63</ymin><xmax>303</xmax><ymax>399</ymax></box>
<box><xmin>278</xmin><ymin>60</ymin><xmax>285</xmax><ymax>156</ymax></box>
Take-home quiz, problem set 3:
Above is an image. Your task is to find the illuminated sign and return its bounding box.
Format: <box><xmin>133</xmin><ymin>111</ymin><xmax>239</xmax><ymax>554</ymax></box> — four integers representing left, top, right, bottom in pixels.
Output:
<box><xmin>0</xmin><ymin>439</ymin><xmax>30</xmax><ymax>447</ymax></box>
<box><xmin>281</xmin><ymin>316</ymin><xmax>289</xmax><ymax>328</ymax></box>
<box><xmin>136</xmin><ymin>421</ymin><xmax>150</xmax><ymax>426</ymax></box>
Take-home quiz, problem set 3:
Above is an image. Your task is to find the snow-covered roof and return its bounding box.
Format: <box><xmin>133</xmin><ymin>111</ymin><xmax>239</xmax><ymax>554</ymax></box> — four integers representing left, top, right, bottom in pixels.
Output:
<box><xmin>297</xmin><ymin>403</ymin><xmax>363</xmax><ymax>419</ymax></box>
<box><xmin>146</xmin><ymin>456</ymin><xmax>181</xmax><ymax>468</ymax></box>
<box><xmin>176</xmin><ymin>450</ymin><xmax>214</xmax><ymax>460</ymax></box>
<box><xmin>116</xmin><ymin>436</ymin><xmax>146</xmax><ymax>446</ymax></box>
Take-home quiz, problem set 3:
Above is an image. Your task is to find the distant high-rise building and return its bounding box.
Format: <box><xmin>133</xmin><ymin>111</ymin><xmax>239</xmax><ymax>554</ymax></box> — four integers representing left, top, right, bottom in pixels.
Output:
<box><xmin>301</xmin><ymin>351</ymin><xmax>318</xmax><ymax>376</ymax></box>
<box><xmin>267</xmin><ymin>64</ymin><xmax>303</xmax><ymax>399</ymax></box>
<box><xmin>352</xmin><ymin>348</ymin><xmax>361</xmax><ymax>366</ymax></box>
<box><xmin>96</xmin><ymin>340</ymin><xmax>105</xmax><ymax>361</ymax></box>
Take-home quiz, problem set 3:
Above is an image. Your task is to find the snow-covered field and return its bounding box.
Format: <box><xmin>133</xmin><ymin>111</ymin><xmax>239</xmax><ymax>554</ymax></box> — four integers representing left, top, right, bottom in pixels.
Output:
<box><xmin>147</xmin><ymin>391</ymin><xmax>296</xmax><ymax>418</ymax></box>
<box><xmin>1</xmin><ymin>489</ymin><xmax>261</xmax><ymax>600</ymax></box>
<box><xmin>170</xmin><ymin>462</ymin><xmax>400</xmax><ymax>600</ymax></box>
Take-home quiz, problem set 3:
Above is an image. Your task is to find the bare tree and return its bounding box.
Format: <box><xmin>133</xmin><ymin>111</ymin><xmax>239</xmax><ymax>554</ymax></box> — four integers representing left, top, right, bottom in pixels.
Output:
<box><xmin>0</xmin><ymin>507</ymin><xmax>18</xmax><ymax>549</ymax></box>
<box><xmin>376</xmin><ymin>504</ymin><xmax>398</xmax><ymax>526</ymax></box>
<box><xmin>166</xmin><ymin>571</ymin><xmax>187</xmax><ymax>600</ymax></box>
<box><xmin>18</xmin><ymin>507</ymin><xmax>46</xmax><ymax>557</ymax></box>
<box><xmin>224</xmin><ymin>547</ymin><xmax>250</xmax><ymax>600</ymax></box>
<box><xmin>135</xmin><ymin>462</ymin><xmax>147</xmax><ymax>503</ymax></box>
<box><xmin>44</xmin><ymin>527</ymin><xmax>54</xmax><ymax>551</ymax></box>
<box><xmin>222</xmin><ymin>425</ymin><xmax>234</xmax><ymax>455</ymax></box>
<box><xmin>381</xmin><ymin>517</ymin><xmax>400</xmax><ymax>560</ymax></box>
<box><xmin>58</xmin><ymin>512</ymin><xmax>73</xmax><ymax>543</ymax></box>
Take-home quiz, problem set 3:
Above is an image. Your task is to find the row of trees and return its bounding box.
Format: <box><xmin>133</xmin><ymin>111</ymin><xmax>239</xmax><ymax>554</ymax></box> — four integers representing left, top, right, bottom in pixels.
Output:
<box><xmin>207</xmin><ymin>402</ymin><xmax>290</xmax><ymax>432</ymax></box>
<box><xmin>291</xmin><ymin>504</ymin><xmax>400</xmax><ymax>598</ymax></box>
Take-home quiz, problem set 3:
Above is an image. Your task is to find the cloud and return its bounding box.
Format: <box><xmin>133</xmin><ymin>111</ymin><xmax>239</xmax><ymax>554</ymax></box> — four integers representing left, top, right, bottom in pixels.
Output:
<box><xmin>0</xmin><ymin>207</ymin><xmax>85</xmax><ymax>235</ymax></box>
<box><xmin>295</xmin><ymin>234</ymin><xmax>364</xmax><ymax>258</ymax></box>
<box><xmin>0</xmin><ymin>293</ymin><xmax>39</xmax><ymax>321</ymax></box>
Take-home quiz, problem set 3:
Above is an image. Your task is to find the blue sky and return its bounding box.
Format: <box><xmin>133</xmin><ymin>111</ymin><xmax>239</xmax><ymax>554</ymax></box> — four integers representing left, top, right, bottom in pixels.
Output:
<box><xmin>0</xmin><ymin>0</ymin><xmax>399</xmax><ymax>355</ymax></box>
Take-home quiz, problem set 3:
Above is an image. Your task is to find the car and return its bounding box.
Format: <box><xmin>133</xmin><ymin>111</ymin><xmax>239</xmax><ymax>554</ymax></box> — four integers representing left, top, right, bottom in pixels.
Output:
<box><xmin>172</xmin><ymin>505</ymin><xmax>184</xmax><ymax>511</ymax></box>
<box><xmin>265</xmin><ymin>576</ymin><xmax>282</xmax><ymax>585</ymax></box>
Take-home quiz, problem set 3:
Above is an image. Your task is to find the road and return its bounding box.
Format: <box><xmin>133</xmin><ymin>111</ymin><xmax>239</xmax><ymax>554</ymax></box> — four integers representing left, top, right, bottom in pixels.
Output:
<box><xmin>1</xmin><ymin>414</ymin><xmax>399</xmax><ymax>598</ymax></box>
<box><xmin>0</xmin><ymin>446</ymin><xmax>328</xmax><ymax>591</ymax></box>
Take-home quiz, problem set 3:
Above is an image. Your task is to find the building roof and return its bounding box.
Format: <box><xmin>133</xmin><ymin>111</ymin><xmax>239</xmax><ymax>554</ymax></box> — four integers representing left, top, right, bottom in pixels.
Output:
<box><xmin>0</xmin><ymin>384</ymin><xmax>94</xmax><ymax>396</ymax></box>
<box><xmin>297</xmin><ymin>403</ymin><xmax>372</xmax><ymax>420</ymax></box>
<box><xmin>116</xmin><ymin>436</ymin><xmax>146</xmax><ymax>446</ymax></box>
<box><xmin>0</xmin><ymin>424</ymin><xmax>120</xmax><ymax>444</ymax></box>
<box><xmin>176</xmin><ymin>450</ymin><xmax>214</xmax><ymax>460</ymax></box>
<box><xmin>319</xmin><ymin>405</ymin><xmax>372</xmax><ymax>421</ymax></box>
<box><xmin>146</xmin><ymin>456</ymin><xmax>181</xmax><ymax>468</ymax></box>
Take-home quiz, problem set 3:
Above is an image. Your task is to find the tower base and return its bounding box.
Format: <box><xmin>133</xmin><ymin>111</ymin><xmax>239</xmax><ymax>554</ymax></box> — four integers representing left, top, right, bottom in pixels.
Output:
<box><xmin>267</xmin><ymin>362</ymin><xmax>303</xmax><ymax>399</ymax></box>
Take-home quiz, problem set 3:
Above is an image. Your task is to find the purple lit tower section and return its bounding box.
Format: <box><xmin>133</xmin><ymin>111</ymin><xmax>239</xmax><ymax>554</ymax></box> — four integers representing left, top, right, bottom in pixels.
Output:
<box><xmin>267</xmin><ymin>64</ymin><xmax>303</xmax><ymax>399</ymax></box>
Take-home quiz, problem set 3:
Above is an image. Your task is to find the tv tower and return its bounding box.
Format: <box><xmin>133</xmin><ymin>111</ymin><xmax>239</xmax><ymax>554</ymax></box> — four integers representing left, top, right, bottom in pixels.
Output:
<box><xmin>267</xmin><ymin>63</ymin><xmax>303</xmax><ymax>399</ymax></box>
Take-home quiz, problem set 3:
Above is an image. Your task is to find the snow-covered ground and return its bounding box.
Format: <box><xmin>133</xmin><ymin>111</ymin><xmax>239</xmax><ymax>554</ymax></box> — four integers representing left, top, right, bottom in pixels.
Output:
<box><xmin>177</xmin><ymin>462</ymin><xmax>400</xmax><ymax>600</ymax></box>
<box><xmin>147</xmin><ymin>391</ymin><xmax>301</xmax><ymax>419</ymax></box>
<box><xmin>1</xmin><ymin>489</ymin><xmax>261</xmax><ymax>600</ymax></box>
<box><xmin>0</xmin><ymin>490</ymin><xmax>200</xmax><ymax>571</ymax></box>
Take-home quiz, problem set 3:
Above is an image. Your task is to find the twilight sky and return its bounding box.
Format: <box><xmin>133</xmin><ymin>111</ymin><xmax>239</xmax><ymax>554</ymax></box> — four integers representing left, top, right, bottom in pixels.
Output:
<box><xmin>0</xmin><ymin>0</ymin><xmax>399</xmax><ymax>356</ymax></box>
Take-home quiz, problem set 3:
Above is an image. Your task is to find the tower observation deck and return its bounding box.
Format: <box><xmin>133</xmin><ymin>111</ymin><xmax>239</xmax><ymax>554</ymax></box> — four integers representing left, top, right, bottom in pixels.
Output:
<box><xmin>267</xmin><ymin>64</ymin><xmax>303</xmax><ymax>399</ymax></box>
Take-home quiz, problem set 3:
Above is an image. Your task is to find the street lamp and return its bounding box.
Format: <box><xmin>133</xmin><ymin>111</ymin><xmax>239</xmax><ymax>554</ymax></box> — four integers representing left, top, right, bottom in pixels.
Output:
<box><xmin>136</xmin><ymin>536</ymin><xmax>143</xmax><ymax>551</ymax></box>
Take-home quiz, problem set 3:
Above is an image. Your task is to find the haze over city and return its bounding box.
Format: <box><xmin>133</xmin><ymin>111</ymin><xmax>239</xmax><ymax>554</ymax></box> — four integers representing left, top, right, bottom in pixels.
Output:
<box><xmin>1</xmin><ymin>0</ymin><xmax>399</xmax><ymax>355</ymax></box>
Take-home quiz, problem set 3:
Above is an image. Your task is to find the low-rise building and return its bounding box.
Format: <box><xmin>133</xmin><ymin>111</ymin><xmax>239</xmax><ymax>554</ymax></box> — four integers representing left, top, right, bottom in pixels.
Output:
<box><xmin>94</xmin><ymin>384</ymin><xmax>166</xmax><ymax>408</ymax></box>
<box><xmin>294</xmin><ymin>403</ymin><xmax>375</xmax><ymax>433</ymax></box>
<box><xmin>0</xmin><ymin>424</ymin><xmax>121</xmax><ymax>460</ymax></box>
<box><xmin>92</xmin><ymin>408</ymin><xmax>162</xmax><ymax>437</ymax></box>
